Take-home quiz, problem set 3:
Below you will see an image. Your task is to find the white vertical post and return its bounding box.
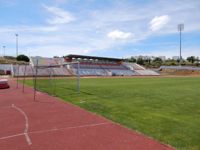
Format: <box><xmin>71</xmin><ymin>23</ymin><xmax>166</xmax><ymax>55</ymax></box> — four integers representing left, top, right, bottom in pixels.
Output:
<box><xmin>22</xmin><ymin>64</ymin><xmax>27</xmax><ymax>93</ymax></box>
<box><xmin>34</xmin><ymin>59</ymin><xmax>38</xmax><ymax>101</ymax></box>
<box><xmin>16</xmin><ymin>64</ymin><xmax>19</xmax><ymax>88</ymax></box>
<box><xmin>77</xmin><ymin>62</ymin><xmax>80</xmax><ymax>94</ymax></box>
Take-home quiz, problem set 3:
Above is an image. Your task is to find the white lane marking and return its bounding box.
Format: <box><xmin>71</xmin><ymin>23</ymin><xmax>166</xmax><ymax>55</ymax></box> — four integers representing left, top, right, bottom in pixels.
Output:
<box><xmin>0</xmin><ymin>133</ymin><xmax>24</xmax><ymax>140</ymax></box>
<box><xmin>0</xmin><ymin>122</ymin><xmax>110</xmax><ymax>141</ymax></box>
<box><xmin>29</xmin><ymin>122</ymin><xmax>110</xmax><ymax>134</ymax></box>
<box><xmin>0</xmin><ymin>103</ymin><xmax>35</xmax><ymax>110</ymax></box>
<box><xmin>11</xmin><ymin>104</ymin><xmax>32</xmax><ymax>145</ymax></box>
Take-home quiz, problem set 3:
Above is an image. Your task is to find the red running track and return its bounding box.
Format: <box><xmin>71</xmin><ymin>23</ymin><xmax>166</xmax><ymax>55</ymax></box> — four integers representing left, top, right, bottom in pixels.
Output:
<box><xmin>0</xmin><ymin>79</ymin><xmax>175</xmax><ymax>150</ymax></box>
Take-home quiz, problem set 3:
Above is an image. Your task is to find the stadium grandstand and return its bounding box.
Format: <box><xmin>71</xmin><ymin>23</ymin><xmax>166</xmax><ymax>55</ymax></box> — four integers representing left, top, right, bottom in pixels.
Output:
<box><xmin>64</xmin><ymin>54</ymin><xmax>159</xmax><ymax>76</ymax></box>
<box><xmin>12</xmin><ymin>56</ymin><xmax>72</xmax><ymax>77</ymax></box>
<box><xmin>0</xmin><ymin>55</ymin><xmax>159</xmax><ymax>77</ymax></box>
<box><xmin>30</xmin><ymin>56</ymin><xmax>65</xmax><ymax>66</ymax></box>
<box><xmin>0</xmin><ymin>64</ymin><xmax>12</xmax><ymax>75</ymax></box>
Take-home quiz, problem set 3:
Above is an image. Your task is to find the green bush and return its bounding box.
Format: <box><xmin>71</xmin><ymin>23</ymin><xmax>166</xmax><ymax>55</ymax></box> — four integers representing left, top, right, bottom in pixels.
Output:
<box><xmin>16</xmin><ymin>55</ymin><xmax>30</xmax><ymax>62</ymax></box>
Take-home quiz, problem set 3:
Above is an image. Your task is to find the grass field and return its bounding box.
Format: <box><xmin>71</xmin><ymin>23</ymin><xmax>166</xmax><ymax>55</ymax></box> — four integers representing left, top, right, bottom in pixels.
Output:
<box><xmin>25</xmin><ymin>77</ymin><xmax>200</xmax><ymax>150</ymax></box>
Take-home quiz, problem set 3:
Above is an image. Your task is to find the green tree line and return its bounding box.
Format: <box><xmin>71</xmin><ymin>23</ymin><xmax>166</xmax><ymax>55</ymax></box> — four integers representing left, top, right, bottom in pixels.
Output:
<box><xmin>125</xmin><ymin>56</ymin><xmax>200</xmax><ymax>68</ymax></box>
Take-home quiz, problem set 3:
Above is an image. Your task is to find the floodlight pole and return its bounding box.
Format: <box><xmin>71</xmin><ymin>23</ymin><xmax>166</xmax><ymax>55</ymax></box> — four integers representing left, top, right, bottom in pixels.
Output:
<box><xmin>15</xmin><ymin>34</ymin><xmax>19</xmax><ymax>57</ymax></box>
<box><xmin>178</xmin><ymin>24</ymin><xmax>184</xmax><ymax>66</ymax></box>
<box><xmin>3</xmin><ymin>46</ymin><xmax>6</xmax><ymax>57</ymax></box>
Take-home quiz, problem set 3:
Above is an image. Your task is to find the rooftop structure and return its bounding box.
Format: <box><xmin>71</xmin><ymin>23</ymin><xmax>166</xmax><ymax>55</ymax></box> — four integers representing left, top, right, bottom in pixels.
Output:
<box><xmin>1</xmin><ymin>55</ymin><xmax>160</xmax><ymax>77</ymax></box>
<box><xmin>64</xmin><ymin>54</ymin><xmax>123</xmax><ymax>63</ymax></box>
<box><xmin>29</xmin><ymin>56</ymin><xmax>65</xmax><ymax>67</ymax></box>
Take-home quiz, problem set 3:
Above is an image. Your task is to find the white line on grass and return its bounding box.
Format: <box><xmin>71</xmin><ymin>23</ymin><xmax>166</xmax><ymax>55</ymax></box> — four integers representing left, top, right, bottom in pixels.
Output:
<box><xmin>11</xmin><ymin>104</ymin><xmax>32</xmax><ymax>145</ymax></box>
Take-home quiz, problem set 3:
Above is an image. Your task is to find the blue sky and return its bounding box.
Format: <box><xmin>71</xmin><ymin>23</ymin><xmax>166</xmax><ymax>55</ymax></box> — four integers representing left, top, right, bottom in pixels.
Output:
<box><xmin>0</xmin><ymin>0</ymin><xmax>200</xmax><ymax>58</ymax></box>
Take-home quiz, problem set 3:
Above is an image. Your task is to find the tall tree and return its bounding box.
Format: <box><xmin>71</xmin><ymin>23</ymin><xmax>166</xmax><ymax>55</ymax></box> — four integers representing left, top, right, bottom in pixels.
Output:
<box><xmin>187</xmin><ymin>56</ymin><xmax>196</xmax><ymax>64</ymax></box>
<box><xmin>130</xmin><ymin>57</ymin><xmax>136</xmax><ymax>62</ymax></box>
<box><xmin>153</xmin><ymin>57</ymin><xmax>163</xmax><ymax>63</ymax></box>
<box><xmin>16</xmin><ymin>54</ymin><xmax>30</xmax><ymax>62</ymax></box>
<box><xmin>137</xmin><ymin>57</ymin><xmax>144</xmax><ymax>65</ymax></box>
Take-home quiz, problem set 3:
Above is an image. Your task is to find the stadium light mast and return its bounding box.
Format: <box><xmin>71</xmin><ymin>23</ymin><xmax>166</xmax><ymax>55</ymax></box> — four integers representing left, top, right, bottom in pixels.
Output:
<box><xmin>15</xmin><ymin>33</ymin><xmax>19</xmax><ymax>57</ymax></box>
<box><xmin>3</xmin><ymin>46</ymin><xmax>6</xmax><ymax>57</ymax></box>
<box><xmin>178</xmin><ymin>24</ymin><xmax>184</xmax><ymax>66</ymax></box>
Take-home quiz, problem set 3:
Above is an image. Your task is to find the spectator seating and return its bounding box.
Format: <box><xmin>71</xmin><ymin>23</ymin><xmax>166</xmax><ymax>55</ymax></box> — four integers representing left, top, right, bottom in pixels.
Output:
<box><xmin>108</xmin><ymin>69</ymin><xmax>136</xmax><ymax>76</ymax></box>
<box><xmin>13</xmin><ymin>65</ymin><xmax>34</xmax><ymax>76</ymax></box>
<box><xmin>30</xmin><ymin>57</ymin><xmax>64</xmax><ymax>66</ymax></box>
<box><xmin>123</xmin><ymin>62</ymin><xmax>159</xmax><ymax>75</ymax></box>
<box><xmin>123</xmin><ymin>62</ymin><xmax>145</xmax><ymax>70</ymax></box>
<box><xmin>72</xmin><ymin>62</ymin><xmax>136</xmax><ymax>76</ymax></box>
<box><xmin>0</xmin><ymin>64</ymin><xmax>12</xmax><ymax>75</ymax></box>
<box><xmin>13</xmin><ymin>65</ymin><xmax>72</xmax><ymax>77</ymax></box>
<box><xmin>2</xmin><ymin>57</ymin><xmax>160</xmax><ymax>77</ymax></box>
<box><xmin>134</xmin><ymin>70</ymin><xmax>160</xmax><ymax>75</ymax></box>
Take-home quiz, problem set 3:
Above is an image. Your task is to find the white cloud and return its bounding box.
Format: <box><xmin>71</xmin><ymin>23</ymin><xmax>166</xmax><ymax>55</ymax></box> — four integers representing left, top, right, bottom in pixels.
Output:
<box><xmin>0</xmin><ymin>26</ymin><xmax>58</xmax><ymax>33</ymax></box>
<box><xmin>1</xmin><ymin>0</ymin><xmax>200</xmax><ymax>58</ymax></box>
<box><xmin>43</xmin><ymin>5</ymin><xmax>75</xmax><ymax>24</ymax></box>
<box><xmin>150</xmin><ymin>15</ymin><xmax>170</xmax><ymax>31</ymax></box>
<box><xmin>107</xmin><ymin>30</ymin><xmax>132</xmax><ymax>40</ymax></box>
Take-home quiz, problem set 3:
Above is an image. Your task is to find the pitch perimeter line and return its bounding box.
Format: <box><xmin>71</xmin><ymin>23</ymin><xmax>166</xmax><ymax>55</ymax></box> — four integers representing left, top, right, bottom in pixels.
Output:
<box><xmin>11</xmin><ymin>104</ymin><xmax>32</xmax><ymax>145</ymax></box>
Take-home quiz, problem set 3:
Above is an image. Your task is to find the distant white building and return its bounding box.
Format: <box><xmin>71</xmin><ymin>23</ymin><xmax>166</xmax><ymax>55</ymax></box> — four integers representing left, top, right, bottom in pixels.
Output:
<box><xmin>134</xmin><ymin>55</ymin><xmax>154</xmax><ymax>60</ymax></box>
<box><xmin>158</xmin><ymin>56</ymin><xmax>166</xmax><ymax>61</ymax></box>
<box><xmin>134</xmin><ymin>55</ymin><xmax>166</xmax><ymax>61</ymax></box>
<box><xmin>172</xmin><ymin>56</ymin><xmax>179</xmax><ymax>60</ymax></box>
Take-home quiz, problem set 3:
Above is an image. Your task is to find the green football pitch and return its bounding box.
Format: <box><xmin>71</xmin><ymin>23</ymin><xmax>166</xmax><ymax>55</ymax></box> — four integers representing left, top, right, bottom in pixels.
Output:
<box><xmin>25</xmin><ymin>77</ymin><xmax>200</xmax><ymax>150</ymax></box>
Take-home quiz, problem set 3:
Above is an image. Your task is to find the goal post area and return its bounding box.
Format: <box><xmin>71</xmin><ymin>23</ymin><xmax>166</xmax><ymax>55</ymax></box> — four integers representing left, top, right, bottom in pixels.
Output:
<box><xmin>33</xmin><ymin>61</ymin><xmax>80</xmax><ymax>100</ymax></box>
<box><xmin>13</xmin><ymin>61</ymin><xmax>81</xmax><ymax>101</ymax></box>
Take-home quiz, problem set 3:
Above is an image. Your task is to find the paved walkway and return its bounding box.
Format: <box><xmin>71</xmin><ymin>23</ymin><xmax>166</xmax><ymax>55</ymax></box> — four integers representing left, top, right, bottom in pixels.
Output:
<box><xmin>0</xmin><ymin>80</ymin><xmax>175</xmax><ymax>150</ymax></box>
